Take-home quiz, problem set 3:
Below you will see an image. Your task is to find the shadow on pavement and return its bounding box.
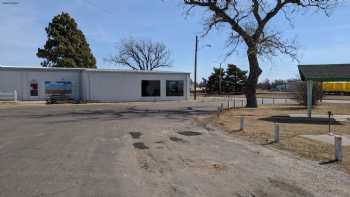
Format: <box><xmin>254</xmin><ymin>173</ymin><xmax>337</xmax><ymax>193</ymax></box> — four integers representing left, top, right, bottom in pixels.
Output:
<box><xmin>259</xmin><ymin>116</ymin><xmax>342</xmax><ymax>125</ymax></box>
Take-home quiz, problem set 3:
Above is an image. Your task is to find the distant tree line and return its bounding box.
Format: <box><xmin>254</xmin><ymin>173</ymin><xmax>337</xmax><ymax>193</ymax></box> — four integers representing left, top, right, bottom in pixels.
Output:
<box><xmin>257</xmin><ymin>79</ymin><xmax>291</xmax><ymax>91</ymax></box>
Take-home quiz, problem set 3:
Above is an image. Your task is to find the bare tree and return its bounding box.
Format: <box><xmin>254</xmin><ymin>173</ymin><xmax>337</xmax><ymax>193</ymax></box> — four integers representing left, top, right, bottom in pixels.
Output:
<box><xmin>107</xmin><ymin>38</ymin><xmax>171</xmax><ymax>71</ymax></box>
<box><xmin>183</xmin><ymin>0</ymin><xmax>338</xmax><ymax>107</ymax></box>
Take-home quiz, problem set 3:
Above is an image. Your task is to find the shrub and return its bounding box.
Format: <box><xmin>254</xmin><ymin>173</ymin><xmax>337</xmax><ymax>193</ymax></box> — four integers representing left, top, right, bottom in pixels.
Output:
<box><xmin>294</xmin><ymin>81</ymin><xmax>323</xmax><ymax>106</ymax></box>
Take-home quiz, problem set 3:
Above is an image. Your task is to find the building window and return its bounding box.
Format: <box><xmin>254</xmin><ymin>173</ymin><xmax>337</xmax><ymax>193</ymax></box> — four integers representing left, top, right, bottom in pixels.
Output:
<box><xmin>30</xmin><ymin>80</ymin><xmax>38</xmax><ymax>96</ymax></box>
<box><xmin>142</xmin><ymin>80</ymin><xmax>161</xmax><ymax>97</ymax></box>
<box><xmin>166</xmin><ymin>80</ymin><xmax>184</xmax><ymax>96</ymax></box>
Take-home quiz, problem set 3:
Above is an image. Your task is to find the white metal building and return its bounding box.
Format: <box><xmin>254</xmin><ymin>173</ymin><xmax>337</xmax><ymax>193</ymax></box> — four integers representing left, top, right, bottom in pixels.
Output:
<box><xmin>0</xmin><ymin>67</ymin><xmax>190</xmax><ymax>102</ymax></box>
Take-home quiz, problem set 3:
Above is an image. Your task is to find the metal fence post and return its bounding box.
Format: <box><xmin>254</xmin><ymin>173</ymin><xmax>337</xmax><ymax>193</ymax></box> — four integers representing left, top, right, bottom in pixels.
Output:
<box><xmin>14</xmin><ymin>90</ymin><xmax>18</xmax><ymax>103</ymax></box>
<box><xmin>233</xmin><ymin>97</ymin><xmax>236</xmax><ymax>109</ymax></box>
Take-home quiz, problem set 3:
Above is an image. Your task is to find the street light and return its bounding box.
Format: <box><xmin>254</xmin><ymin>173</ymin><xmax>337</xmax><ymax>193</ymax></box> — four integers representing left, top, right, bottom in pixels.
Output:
<box><xmin>193</xmin><ymin>36</ymin><xmax>211</xmax><ymax>100</ymax></box>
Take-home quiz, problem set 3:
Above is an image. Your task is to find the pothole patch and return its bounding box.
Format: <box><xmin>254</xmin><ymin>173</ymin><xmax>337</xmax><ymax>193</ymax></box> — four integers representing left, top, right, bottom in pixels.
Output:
<box><xmin>133</xmin><ymin>142</ymin><xmax>149</xmax><ymax>150</ymax></box>
<box><xmin>177</xmin><ymin>131</ymin><xmax>202</xmax><ymax>136</ymax></box>
<box><xmin>169</xmin><ymin>136</ymin><xmax>187</xmax><ymax>143</ymax></box>
<box><xmin>129</xmin><ymin>132</ymin><xmax>142</xmax><ymax>139</ymax></box>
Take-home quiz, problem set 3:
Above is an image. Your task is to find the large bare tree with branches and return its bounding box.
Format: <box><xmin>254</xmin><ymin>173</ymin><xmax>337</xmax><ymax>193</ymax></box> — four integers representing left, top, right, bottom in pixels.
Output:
<box><xmin>107</xmin><ymin>38</ymin><xmax>171</xmax><ymax>71</ymax></box>
<box><xmin>184</xmin><ymin>0</ymin><xmax>338</xmax><ymax>107</ymax></box>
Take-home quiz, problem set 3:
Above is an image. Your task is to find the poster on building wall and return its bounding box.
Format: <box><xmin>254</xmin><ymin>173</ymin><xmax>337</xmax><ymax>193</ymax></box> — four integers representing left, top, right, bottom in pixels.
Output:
<box><xmin>45</xmin><ymin>81</ymin><xmax>72</xmax><ymax>95</ymax></box>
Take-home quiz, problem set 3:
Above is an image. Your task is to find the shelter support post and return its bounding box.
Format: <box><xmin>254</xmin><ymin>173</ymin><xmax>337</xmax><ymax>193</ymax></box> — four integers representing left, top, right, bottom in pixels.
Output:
<box><xmin>307</xmin><ymin>80</ymin><xmax>313</xmax><ymax>118</ymax></box>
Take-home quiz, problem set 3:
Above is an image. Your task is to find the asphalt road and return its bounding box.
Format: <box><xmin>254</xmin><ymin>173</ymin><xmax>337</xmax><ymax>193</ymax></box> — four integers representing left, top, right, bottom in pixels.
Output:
<box><xmin>0</xmin><ymin>101</ymin><xmax>350</xmax><ymax>197</ymax></box>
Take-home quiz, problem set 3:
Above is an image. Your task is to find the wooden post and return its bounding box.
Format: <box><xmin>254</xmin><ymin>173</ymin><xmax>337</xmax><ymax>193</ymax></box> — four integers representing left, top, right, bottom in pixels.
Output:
<box><xmin>274</xmin><ymin>123</ymin><xmax>280</xmax><ymax>143</ymax></box>
<box><xmin>335</xmin><ymin>136</ymin><xmax>342</xmax><ymax>161</ymax></box>
<box><xmin>240</xmin><ymin>116</ymin><xmax>244</xmax><ymax>131</ymax></box>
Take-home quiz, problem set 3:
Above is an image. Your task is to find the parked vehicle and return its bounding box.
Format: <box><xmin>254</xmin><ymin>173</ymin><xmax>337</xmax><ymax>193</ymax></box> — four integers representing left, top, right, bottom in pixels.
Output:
<box><xmin>46</xmin><ymin>94</ymin><xmax>79</xmax><ymax>104</ymax></box>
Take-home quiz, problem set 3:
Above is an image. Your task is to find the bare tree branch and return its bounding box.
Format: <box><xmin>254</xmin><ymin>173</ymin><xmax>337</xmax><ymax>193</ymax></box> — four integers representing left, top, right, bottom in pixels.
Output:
<box><xmin>183</xmin><ymin>0</ymin><xmax>338</xmax><ymax>107</ymax></box>
<box><xmin>106</xmin><ymin>38</ymin><xmax>171</xmax><ymax>71</ymax></box>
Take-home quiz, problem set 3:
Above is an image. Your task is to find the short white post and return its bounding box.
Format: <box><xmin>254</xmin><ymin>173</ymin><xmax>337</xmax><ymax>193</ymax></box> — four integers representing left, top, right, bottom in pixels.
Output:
<box><xmin>335</xmin><ymin>136</ymin><xmax>342</xmax><ymax>161</ymax></box>
<box><xmin>274</xmin><ymin>123</ymin><xmax>280</xmax><ymax>143</ymax></box>
<box><xmin>240</xmin><ymin>116</ymin><xmax>244</xmax><ymax>131</ymax></box>
<box><xmin>14</xmin><ymin>90</ymin><xmax>18</xmax><ymax>103</ymax></box>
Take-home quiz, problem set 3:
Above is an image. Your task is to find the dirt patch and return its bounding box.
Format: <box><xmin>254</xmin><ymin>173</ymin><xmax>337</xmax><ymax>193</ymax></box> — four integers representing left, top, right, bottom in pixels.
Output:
<box><xmin>169</xmin><ymin>136</ymin><xmax>187</xmax><ymax>143</ymax></box>
<box><xmin>177</xmin><ymin>131</ymin><xmax>202</xmax><ymax>136</ymax></box>
<box><xmin>129</xmin><ymin>132</ymin><xmax>142</xmax><ymax>139</ymax></box>
<box><xmin>133</xmin><ymin>142</ymin><xmax>149</xmax><ymax>150</ymax></box>
<box><xmin>209</xmin><ymin>103</ymin><xmax>350</xmax><ymax>172</ymax></box>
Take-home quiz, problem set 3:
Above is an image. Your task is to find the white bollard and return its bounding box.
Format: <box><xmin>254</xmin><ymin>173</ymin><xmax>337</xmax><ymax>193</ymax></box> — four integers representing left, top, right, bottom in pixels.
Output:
<box><xmin>14</xmin><ymin>90</ymin><xmax>18</xmax><ymax>103</ymax></box>
<box><xmin>335</xmin><ymin>136</ymin><xmax>342</xmax><ymax>161</ymax></box>
<box><xmin>274</xmin><ymin>123</ymin><xmax>280</xmax><ymax>143</ymax></box>
<box><xmin>240</xmin><ymin>116</ymin><xmax>244</xmax><ymax>131</ymax></box>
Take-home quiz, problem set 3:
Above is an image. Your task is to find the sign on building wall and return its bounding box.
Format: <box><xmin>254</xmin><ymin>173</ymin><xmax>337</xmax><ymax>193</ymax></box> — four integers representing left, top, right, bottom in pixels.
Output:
<box><xmin>45</xmin><ymin>81</ymin><xmax>72</xmax><ymax>95</ymax></box>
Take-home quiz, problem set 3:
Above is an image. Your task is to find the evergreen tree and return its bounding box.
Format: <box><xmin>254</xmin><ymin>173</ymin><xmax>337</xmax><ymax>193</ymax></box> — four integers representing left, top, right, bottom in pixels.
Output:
<box><xmin>223</xmin><ymin>64</ymin><xmax>247</xmax><ymax>93</ymax></box>
<box><xmin>206</xmin><ymin>67</ymin><xmax>225</xmax><ymax>93</ymax></box>
<box><xmin>205</xmin><ymin>64</ymin><xmax>247</xmax><ymax>94</ymax></box>
<box><xmin>37</xmin><ymin>12</ymin><xmax>96</xmax><ymax>68</ymax></box>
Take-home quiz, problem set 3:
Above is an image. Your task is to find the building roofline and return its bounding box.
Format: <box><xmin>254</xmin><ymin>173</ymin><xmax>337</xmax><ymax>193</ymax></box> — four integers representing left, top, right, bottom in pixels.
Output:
<box><xmin>0</xmin><ymin>66</ymin><xmax>190</xmax><ymax>75</ymax></box>
<box><xmin>298</xmin><ymin>64</ymin><xmax>350</xmax><ymax>81</ymax></box>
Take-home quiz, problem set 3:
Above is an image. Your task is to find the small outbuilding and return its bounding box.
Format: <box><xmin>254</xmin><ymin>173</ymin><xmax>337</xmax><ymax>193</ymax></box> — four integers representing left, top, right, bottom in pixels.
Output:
<box><xmin>0</xmin><ymin>67</ymin><xmax>191</xmax><ymax>102</ymax></box>
<box><xmin>298</xmin><ymin>64</ymin><xmax>350</xmax><ymax>117</ymax></box>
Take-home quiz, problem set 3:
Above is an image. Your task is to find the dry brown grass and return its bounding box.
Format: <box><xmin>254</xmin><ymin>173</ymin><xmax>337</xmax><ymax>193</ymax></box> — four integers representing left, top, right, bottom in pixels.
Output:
<box><xmin>208</xmin><ymin>103</ymin><xmax>350</xmax><ymax>172</ymax></box>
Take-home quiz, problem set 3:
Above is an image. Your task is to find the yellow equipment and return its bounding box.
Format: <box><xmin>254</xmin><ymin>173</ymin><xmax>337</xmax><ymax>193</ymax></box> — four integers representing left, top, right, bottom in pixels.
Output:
<box><xmin>322</xmin><ymin>82</ymin><xmax>350</xmax><ymax>93</ymax></box>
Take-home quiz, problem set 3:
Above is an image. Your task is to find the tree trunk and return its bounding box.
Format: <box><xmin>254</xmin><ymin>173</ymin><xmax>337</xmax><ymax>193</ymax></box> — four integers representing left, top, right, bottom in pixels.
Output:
<box><xmin>245</xmin><ymin>47</ymin><xmax>262</xmax><ymax>108</ymax></box>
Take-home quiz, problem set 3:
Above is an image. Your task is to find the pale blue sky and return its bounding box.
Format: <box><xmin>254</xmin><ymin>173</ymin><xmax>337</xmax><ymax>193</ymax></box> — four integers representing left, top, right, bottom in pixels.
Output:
<box><xmin>0</xmin><ymin>0</ymin><xmax>349</xmax><ymax>82</ymax></box>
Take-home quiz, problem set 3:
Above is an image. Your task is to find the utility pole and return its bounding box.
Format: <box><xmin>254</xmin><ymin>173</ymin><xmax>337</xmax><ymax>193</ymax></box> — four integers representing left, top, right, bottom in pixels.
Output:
<box><xmin>219</xmin><ymin>64</ymin><xmax>222</xmax><ymax>95</ymax></box>
<box><xmin>194</xmin><ymin>36</ymin><xmax>198</xmax><ymax>100</ymax></box>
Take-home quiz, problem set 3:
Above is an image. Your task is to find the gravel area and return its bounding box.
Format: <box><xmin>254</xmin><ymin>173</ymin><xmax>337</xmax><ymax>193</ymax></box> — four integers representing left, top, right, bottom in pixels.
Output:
<box><xmin>0</xmin><ymin>101</ymin><xmax>350</xmax><ymax>197</ymax></box>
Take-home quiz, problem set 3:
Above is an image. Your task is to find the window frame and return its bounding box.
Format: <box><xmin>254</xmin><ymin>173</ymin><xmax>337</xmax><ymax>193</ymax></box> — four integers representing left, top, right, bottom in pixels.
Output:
<box><xmin>141</xmin><ymin>80</ymin><xmax>161</xmax><ymax>97</ymax></box>
<box><xmin>30</xmin><ymin>80</ymin><xmax>39</xmax><ymax>97</ymax></box>
<box><xmin>166</xmin><ymin>80</ymin><xmax>184</xmax><ymax>97</ymax></box>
